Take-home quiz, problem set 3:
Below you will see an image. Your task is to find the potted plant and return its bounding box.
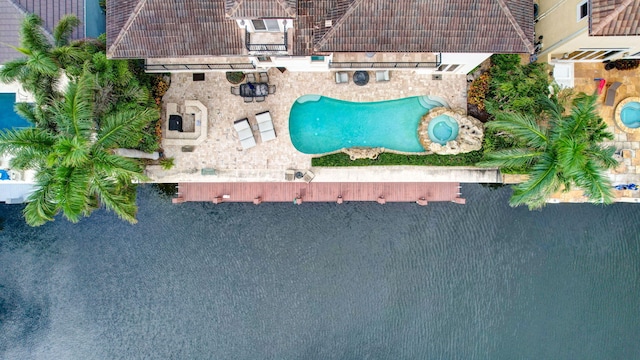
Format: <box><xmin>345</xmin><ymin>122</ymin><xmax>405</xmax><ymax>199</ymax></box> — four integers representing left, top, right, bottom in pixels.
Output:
<box><xmin>226</xmin><ymin>71</ymin><xmax>245</xmax><ymax>84</ymax></box>
<box><xmin>604</xmin><ymin>59</ymin><xmax>640</xmax><ymax>71</ymax></box>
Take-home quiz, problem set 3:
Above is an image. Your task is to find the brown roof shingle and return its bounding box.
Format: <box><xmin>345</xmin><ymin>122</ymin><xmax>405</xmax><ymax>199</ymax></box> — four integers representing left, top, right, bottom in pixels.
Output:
<box><xmin>107</xmin><ymin>0</ymin><xmax>243</xmax><ymax>59</ymax></box>
<box><xmin>591</xmin><ymin>0</ymin><xmax>640</xmax><ymax>36</ymax></box>
<box><xmin>107</xmin><ymin>0</ymin><xmax>535</xmax><ymax>60</ymax></box>
<box><xmin>309</xmin><ymin>0</ymin><xmax>534</xmax><ymax>54</ymax></box>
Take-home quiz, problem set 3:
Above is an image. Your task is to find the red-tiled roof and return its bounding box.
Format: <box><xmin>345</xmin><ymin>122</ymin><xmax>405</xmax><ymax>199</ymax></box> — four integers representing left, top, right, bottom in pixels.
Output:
<box><xmin>591</xmin><ymin>0</ymin><xmax>640</xmax><ymax>36</ymax></box>
<box><xmin>309</xmin><ymin>0</ymin><xmax>534</xmax><ymax>54</ymax></box>
<box><xmin>224</xmin><ymin>0</ymin><xmax>297</xmax><ymax>19</ymax></box>
<box><xmin>107</xmin><ymin>0</ymin><xmax>535</xmax><ymax>59</ymax></box>
<box><xmin>107</xmin><ymin>0</ymin><xmax>243</xmax><ymax>59</ymax></box>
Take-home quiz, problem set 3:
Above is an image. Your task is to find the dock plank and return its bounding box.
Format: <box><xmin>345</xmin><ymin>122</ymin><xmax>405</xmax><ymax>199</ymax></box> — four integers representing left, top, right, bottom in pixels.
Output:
<box><xmin>175</xmin><ymin>182</ymin><xmax>463</xmax><ymax>204</ymax></box>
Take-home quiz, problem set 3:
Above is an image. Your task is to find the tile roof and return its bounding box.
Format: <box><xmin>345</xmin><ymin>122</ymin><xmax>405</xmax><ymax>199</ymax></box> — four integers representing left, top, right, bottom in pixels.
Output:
<box><xmin>1</xmin><ymin>0</ymin><xmax>85</xmax><ymax>63</ymax></box>
<box><xmin>107</xmin><ymin>0</ymin><xmax>534</xmax><ymax>59</ymax></box>
<box><xmin>590</xmin><ymin>0</ymin><xmax>640</xmax><ymax>36</ymax></box>
<box><xmin>107</xmin><ymin>0</ymin><xmax>243</xmax><ymax>59</ymax></box>
<box><xmin>224</xmin><ymin>0</ymin><xmax>297</xmax><ymax>18</ymax></box>
<box><xmin>308</xmin><ymin>0</ymin><xmax>535</xmax><ymax>54</ymax></box>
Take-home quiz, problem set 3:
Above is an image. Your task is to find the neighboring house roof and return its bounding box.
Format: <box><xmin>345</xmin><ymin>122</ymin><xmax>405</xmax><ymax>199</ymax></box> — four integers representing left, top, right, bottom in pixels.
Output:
<box><xmin>106</xmin><ymin>0</ymin><xmax>534</xmax><ymax>59</ymax></box>
<box><xmin>0</xmin><ymin>0</ymin><xmax>85</xmax><ymax>64</ymax></box>
<box><xmin>590</xmin><ymin>0</ymin><xmax>640</xmax><ymax>36</ymax></box>
<box><xmin>107</xmin><ymin>0</ymin><xmax>243</xmax><ymax>59</ymax></box>
<box><xmin>224</xmin><ymin>0</ymin><xmax>297</xmax><ymax>19</ymax></box>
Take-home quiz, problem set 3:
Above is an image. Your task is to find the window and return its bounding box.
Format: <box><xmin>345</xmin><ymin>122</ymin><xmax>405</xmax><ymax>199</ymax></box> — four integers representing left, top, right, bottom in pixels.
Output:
<box><xmin>251</xmin><ymin>19</ymin><xmax>280</xmax><ymax>32</ymax></box>
<box><xmin>577</xmin><ymin>0</ymin><xmax>588</xmax><ymax>21</ymax></box>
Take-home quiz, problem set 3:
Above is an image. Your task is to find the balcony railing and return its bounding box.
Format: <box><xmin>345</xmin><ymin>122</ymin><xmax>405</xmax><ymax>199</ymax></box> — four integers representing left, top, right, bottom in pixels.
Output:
<box><xmin>245</xmin><ymin>27</ymin><xmax>287</xmax><ymax>52</ymax></box>
<box><xmin>145</xmin><ymin>63</ymin><xmax>256</xmax><ymax>72</ymax></box>
<box><xmin>329</xmin><ymin>54</ymin><xmax>441</xmax><ymax>69</ymax></box>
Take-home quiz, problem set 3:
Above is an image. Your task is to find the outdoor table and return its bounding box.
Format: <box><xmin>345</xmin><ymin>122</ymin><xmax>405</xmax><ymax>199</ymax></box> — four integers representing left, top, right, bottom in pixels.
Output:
<box><xmin>353</xmin><ymin>71</ymin><xmax>370</xmax><ymax>86</ymax></box>
<box><xmin>240</xmin><ymin>83</ymin><xmax>269</xmax><ymax>97</ymax></box>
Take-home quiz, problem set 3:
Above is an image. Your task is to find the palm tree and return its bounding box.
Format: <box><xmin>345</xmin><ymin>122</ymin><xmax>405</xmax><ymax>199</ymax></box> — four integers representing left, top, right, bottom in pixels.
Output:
<box><xmin>478</xmin><ymin>93</ymin><xmax>618</xmax><ymax>209</ymax></box>
<box><xmin>0</xmin><ymin>14</ymin><xmax>88</xmax><ymax>106</ymax></box>
<box><xmin>0</xmin><ymin>72</ymin><xmax>159</xmax><ymax>226</ymax></box>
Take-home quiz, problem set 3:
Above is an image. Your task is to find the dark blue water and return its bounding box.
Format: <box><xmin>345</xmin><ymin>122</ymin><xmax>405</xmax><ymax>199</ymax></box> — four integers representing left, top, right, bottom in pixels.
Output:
<box><xmin>1</xmin><ymin>184</ymin><xmax>639</xmax><ymax>359</ymax></box>
<box><xmin>0</xmin><ymin>93</ymin><xmax>31</xmax><ymax>131</ymax></box>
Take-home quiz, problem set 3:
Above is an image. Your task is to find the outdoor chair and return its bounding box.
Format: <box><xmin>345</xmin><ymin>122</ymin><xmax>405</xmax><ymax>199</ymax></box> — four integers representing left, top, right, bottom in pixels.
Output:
<box><xmin>335</xmin><ymin>72</ymin><xmax>349</xmax><ymax>84</ymax></box>
<box><xmin>259</xmin><ymin>72</ymin><xmax>269</xmax><ymax>83</ymax></box>
<box><xmin>255</xmin><ymin>111</ymin><xmax>276</xmax><ymax>143</ymax></box>
<box><xmin>285</xmin><ymin>169</ymin><xmax>295</xmax><ymax>181</ymax></box>
<box><xmin>245</xmin><ymin>73</ymin><xmax>256</xmax><ymax>83</ymax></box>
<box><xmin>255</xmin><ymin>96</ymin><xmax>265</xmax><ymax>103</ymax></box>
<box><xmin>375</xmin><ymin>70</ymin><xmax>390</xmax><ymax>82</ymax></box>
<box><xmin>233</xmin><ymin>118</ymin><xmax>257</xmax><ymax>150</ymax></box>
<box><xmin>231</xmin><ymin>86</ymin><xmax>240</xmax><ymax>95</ymax></box>
<box><xmin>303</xmin><ymin>170</ymin><xmax>315</xmax><ymax>183</ymax></box>
<box><xmin>244</xmin><ymin>96</ymin><xmax>253</xmax><ymax>103</ymax></box>
<box><xmin>268</xmin><ymin>85</ymin><xmax>276</xmax><ymax>94</ymax></box>
<box><xmin>604</xmin><ymin>82</ymin><xmax>622</xmax><ymax>106</ymax></box>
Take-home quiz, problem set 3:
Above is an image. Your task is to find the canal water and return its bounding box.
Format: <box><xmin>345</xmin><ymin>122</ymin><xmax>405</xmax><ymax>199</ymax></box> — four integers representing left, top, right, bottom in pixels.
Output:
<box><xmin>1</xmin><ymin>184</ymin><xmax>639</xmax><ymax>359</ymax></box>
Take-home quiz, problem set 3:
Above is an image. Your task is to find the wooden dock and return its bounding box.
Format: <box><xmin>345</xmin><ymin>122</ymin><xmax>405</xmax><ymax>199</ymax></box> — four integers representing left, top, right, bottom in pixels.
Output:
<box><xmin>173</xmin><ymin>182</ymin><xmax>465</xmax><ymax>205</ymax></box>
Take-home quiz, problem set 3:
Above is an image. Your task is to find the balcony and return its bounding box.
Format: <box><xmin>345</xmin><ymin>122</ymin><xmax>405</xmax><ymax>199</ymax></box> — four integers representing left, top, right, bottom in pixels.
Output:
<box><xmin>245</xmin><ymin>28</ymin><xmax>288</xmax><ymax>54</ymax></box>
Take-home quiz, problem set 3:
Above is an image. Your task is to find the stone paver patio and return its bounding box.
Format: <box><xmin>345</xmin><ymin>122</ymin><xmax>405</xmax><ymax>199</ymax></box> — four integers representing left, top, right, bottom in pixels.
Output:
<box><xmin>149</xmin><ymin>69</ymin><xmax>469</xmax><ymax>183</ymax></box>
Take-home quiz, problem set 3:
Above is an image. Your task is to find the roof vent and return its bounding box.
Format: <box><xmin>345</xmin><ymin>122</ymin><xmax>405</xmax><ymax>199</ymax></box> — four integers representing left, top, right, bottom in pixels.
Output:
<box><xmin>325</xmin><ymin>20</ymin><xmax>332</xmax><ymax>27</ymax></box>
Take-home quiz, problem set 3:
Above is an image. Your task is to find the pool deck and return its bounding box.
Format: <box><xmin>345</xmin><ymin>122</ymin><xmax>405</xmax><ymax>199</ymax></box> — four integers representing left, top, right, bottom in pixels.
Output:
<box><xmin>545</xmin><ymin>63</ymin><xmax>640</xmax><ymax>203</ymax></box>
<box><xmin>152</xmin><ymin>69</ymin><xmax>480</xmax><ymax>184</ymax></box>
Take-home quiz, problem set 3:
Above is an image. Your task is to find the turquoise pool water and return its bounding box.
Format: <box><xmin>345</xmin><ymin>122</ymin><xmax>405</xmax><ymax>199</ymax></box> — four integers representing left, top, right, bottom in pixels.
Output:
<box><xmin>0</xmin><ymin>93</ymin><xmax>31</xmax><ymax>131</ymax></box>
<box><xmin>428</xmin><ymin>115</ymin><xmax>459</xmax><ymax>145</ymax></box>
<box><xmin>85</xmin><ymin>1</ymin><xmax>106</xmax><ymax>37</ymax></box>
<box><xmin>289</xmin><ymin>95</ymin><xmax>446</xmax><ymax>154</ymax></box>
<box><xmin>621</xmin><ymin>101</ymin><xmax>640</xmax><ymax>128</ymax></box>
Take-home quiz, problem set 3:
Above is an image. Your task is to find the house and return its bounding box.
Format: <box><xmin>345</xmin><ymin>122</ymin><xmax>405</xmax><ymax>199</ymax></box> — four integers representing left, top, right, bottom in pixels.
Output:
<box><xmin>535</xmin><ymin>0</ymin><xmax>640</xmax><ymax>62</ymax></box>
<box><xmin>106</xmin><ymin>0</ymin><xmax>535</xmax><ymax>75</ymax></box>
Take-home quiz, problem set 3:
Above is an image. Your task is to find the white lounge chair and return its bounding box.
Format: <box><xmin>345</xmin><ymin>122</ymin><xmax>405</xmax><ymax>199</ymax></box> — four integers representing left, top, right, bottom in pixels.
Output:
<box><xmin>303</xmin><ymin>170</ymin><xmax>315</xmax><ymax>183</ymax></box>
<box><xmin>255</xmin><ymin>111</ymin><xmax>276</xmax><ymax>143</ymax></box>
<box><xmin>375</xmin><ymin>70</ymin><xmax>390</xmax><ymax>82</ymax></box>
<box><xmin>335</xmin><ymin>72</ymin><xmax>349</xmax><ymax>84</ymax></box>
<box><xmin>233</xmin><ymin>118</ymin><xmax>256</xmax><ymax>150</ymax></box>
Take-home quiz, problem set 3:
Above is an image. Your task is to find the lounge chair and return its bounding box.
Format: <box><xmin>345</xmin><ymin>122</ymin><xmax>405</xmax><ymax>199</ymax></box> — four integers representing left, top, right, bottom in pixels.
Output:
<box><xmin>244</xmin><ymin>96</ymin><xmax>253</xmax><ymax>103</ymax></box>
<box><xmin>259</xmin><ymin>72</ymin><xmax>269</xmax><ymax>83</ymax></box>
<box><xmin>303</xmin><ymin>170</ymin><xmax>315</xmax><ymax>183</ymax></box>
<box><xmin>285</xmin><ymin>169</ymin><xmax>295</xmax><ymax>181</ymax></box>
<box><xmin>268</xmin><ymin>85</ymin><xmax>276</xmax><ymax>94</ymax></box>
<box><xmin>335</xmin><ymin>72</ymin><xmax>349</xmax><ymax>84</ymax></box>
<box><xmin>604</xmin><ymin>82</ymin><xmax>622</xmax><ymax>106</ymax></box>
<box><xmin>231</xmin><ymin>86</ymin><xmax>240</xmax><ymax>95</ymax></box>
<box><xmin>375</xmin><ymin>70</ymin><xmax>390</xmax><ymax>82</ymax></box>
<box><xmin>255</xmin><ymin>111</ymin><xmax>276</xmax><ymax>142</ymax></box>
<box><xmin>245</xmin><ymin>73</ymin><xmax>256</xmax><ymax>83</ymax></box>
<box><xmin>233</xmin><ymin>118</ymin><xmax>257</xmax><ymax>150</ymax></box>
<box><xmin>255</xmin><ymin>96</ymin><xmax>265</xmax><ymax>103</ymax></box>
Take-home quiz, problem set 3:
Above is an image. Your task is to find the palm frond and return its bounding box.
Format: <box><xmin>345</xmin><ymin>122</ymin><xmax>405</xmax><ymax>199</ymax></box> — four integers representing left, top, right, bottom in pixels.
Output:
<box><xmin>509</xmin><ymin>153</ymin><xmax>560</xmax><ymax>209</ymax></box>
<box><xmin>476</xmin><ymin>148</ymin><xmax>542</xmax><ymax>168</ymax></box>
<box><xmin>26</xmin><ymin>51</ymin><xmax>59</xmax><ymax>76</ymax></box>
<box><xmin>96</xmin><ymin>108</ymin><xmax>159</xmax><ymax>149</ymax></box>
<box><xmin>0</xmin><ymin>127</ymin><xmax>56</xmax><ymax>157</ymax></box>
<box><xmin>486</xmin><ymin>112</ymin><xmax>548</xmax><ymax>149</ymax></box>
<box><xmin>23</xmin><ymin>170</ymin><xmax>59</xmax><ymax>226</ymax></box>
<box><xmin>55</xmin><ymin>165</ymin><xmax>93</xmax><ymax>223</ymax></box>
<box><xmin>555</xmin><ymin>137</ymin><xmax>587</xmax><ymax>177</ymax></box>
<box><xmin>0</xmin><ymin>58</ymin><xmax>29</xmax><ymax>83</ymax></box>
<box><xmin>55</xmin><ymin>136</ymin><xmax>90</xmax><ymax>167</ymax></box>
<box><xmin>572</xmin><ymin>160</ymin><xmax>615</xmax><ymax>205</ymax></box>
<box><xmin>90</xmin><ymin>178</ymin><xmax>139</xmax><ymax>224</ymax></box>
<box><xmin>19</xmin><ymin>14</ymin><xmax>51</xmax><ymax>52</ymax></box>
<box><xmin>52</xmin><ymin>14</ymin><xmax>81</xmax><ymax>47</ymax></box>
<box><xmin>57</xmin><ymin>72</ymin><xmax>95</xmax><ymax>138</ymax></box>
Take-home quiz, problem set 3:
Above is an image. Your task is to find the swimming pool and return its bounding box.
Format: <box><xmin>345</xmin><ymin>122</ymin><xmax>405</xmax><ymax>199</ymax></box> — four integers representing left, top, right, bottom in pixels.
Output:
<box><xmin>289</xmin><ymin>95</ymin><xmax>447</xmax><ymax>154</ymax></box>
<box><xmin>0</xmin><ymin>93</ymin><xmax>32</xmax><ymax>131</ymax></box>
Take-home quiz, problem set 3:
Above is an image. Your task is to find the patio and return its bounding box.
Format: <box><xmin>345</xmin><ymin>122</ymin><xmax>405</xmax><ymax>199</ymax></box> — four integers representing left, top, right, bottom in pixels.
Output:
<box><xmin>150</xmin><ymin>69</ymin><xmax>468</xmax><ymax>183</ymax></box>
<box><xmin>549</xmin><ymin>62</ymin><xmax>640</xmax><ymax>203</ymax></box>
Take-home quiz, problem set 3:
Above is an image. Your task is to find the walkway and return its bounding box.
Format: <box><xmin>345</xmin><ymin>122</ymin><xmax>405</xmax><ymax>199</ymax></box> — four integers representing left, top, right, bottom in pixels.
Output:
<box><xmin>173</xmin><ymin>182</ymin><xmax>464</xmax><ymax>204</ymax></box>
